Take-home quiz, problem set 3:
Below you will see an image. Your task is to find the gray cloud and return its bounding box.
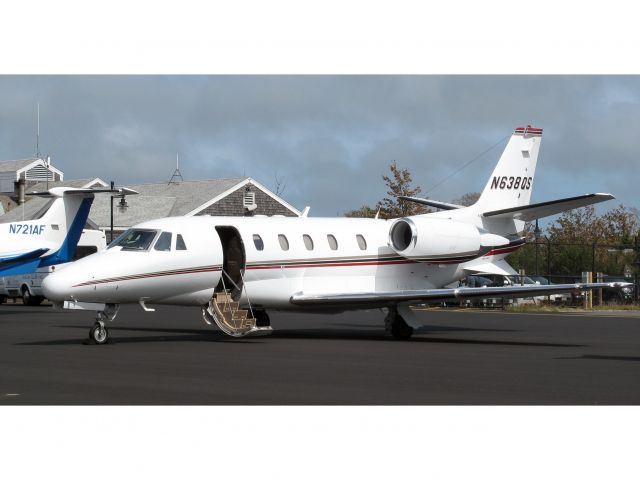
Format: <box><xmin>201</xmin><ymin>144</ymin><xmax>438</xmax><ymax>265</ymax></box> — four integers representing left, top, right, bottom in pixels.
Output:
<box><xmin>0</xmin><ymin>75</ymin><xmax>637</xmax><ymax>215</ymax></box>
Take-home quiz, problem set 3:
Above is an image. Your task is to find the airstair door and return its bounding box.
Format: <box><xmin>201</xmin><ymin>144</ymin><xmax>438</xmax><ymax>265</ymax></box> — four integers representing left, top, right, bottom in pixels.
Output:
<box><xmin>214</xmin><ymin>226</ymin><xmax>246</xmax><ymax>295</ymax></box>
<box><xmin>203</xmin><ymin>226</ymin><xmax>267</xmax><ymax>337</ymax></box>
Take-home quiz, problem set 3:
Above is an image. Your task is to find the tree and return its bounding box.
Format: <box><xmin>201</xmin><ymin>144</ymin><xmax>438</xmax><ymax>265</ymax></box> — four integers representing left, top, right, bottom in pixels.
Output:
<box><xmin>376</xmin><ymin>161</ymin><xmax>430</xmax><ymax>218</ymax></box>
<box><xmin>453</xmin><ymin>192</ymin><xmax>481</xmax><ymax>207</ymax></box>
<box><xmin>344</xmin><ymin>205</ymin><xmax>378</xmax><ymax>218</ymax></box>
<box><xmin>509</xmin><ymin>205</ymin><xmax>640</xmax><ymax>276</ymax></box>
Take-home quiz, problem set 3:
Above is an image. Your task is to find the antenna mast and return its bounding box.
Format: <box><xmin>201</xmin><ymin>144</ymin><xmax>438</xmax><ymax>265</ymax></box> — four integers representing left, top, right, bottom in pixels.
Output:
<box><xmin>36</xmin><ymin>102</ymin><xmax>40</xmax><ymax>159</ymax></box>
<box><xmin>168</xmin><ymin>152</ymin><xmax>184</xmax><ymax>184</ymax></box>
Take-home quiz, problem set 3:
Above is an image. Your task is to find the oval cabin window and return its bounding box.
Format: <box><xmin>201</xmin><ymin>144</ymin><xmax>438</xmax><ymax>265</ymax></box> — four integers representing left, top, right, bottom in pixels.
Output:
<box><xmin>303</xmin><ymin>234</ymin><xmax>314</xmax><ymax>250</ymax></box>
<box><xmin>278</xmin><ymin>234</ymin><xmax>289</xmax><ymax>251</ymax></box>
<box><xmin>327</xmin><ymin>234</ymin><xmax>338</xmax><ymax>250</ymax></box>
<box><xmin>253</xmin><ymin>234</ymin><xmax>264</xmax><ymax>251</ymax></box>
<box><xmin>356</xmin><ymin>234</ymin><xmax>367</xmax><ymax>250</ymax></box>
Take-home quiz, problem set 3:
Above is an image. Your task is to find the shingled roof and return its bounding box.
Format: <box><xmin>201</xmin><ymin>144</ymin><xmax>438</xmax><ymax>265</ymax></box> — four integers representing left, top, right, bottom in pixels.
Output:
<box><xmin>0</xmin><ymin>177</ymin><xmax>300</xmax><ymax>227</ymax></box>
<box><xmin>0</xmin><ymin>159</ymin><xmax>37</xmax><ymax>173</ymax></box>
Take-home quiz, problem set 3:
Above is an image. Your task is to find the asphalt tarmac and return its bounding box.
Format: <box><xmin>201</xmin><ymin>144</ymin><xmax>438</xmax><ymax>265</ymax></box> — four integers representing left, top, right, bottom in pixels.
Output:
<box><xmin>1</xmin><ymin>303</ymin><xmax>639</xmax><ymax>404</ymax></box>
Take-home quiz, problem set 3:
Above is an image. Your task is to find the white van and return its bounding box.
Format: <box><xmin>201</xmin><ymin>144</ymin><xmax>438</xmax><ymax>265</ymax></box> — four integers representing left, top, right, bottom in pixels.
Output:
<box><xmin>0</xmin><ymin>229</ymin><xmax>107</xmax><ymax>306</ymax></box>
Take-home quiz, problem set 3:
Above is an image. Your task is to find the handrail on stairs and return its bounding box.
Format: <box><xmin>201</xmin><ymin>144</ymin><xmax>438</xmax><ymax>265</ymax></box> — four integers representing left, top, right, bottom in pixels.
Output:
<box><xmin>220</xmin><ymin>268</ymin><xmax>255</xmax><ymax>320</ymax></box>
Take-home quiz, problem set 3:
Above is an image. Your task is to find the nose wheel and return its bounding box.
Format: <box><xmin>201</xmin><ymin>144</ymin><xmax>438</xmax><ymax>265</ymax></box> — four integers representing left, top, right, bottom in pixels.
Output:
<box><xmin>89</xmin><ymin>320</ymin><xmax>109</xmax><ymax>345</ymax></box>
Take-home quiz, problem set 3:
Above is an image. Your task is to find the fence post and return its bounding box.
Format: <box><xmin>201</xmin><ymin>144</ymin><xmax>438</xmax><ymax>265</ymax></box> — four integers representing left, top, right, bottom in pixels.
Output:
<box><xmin>597</xmin><ymin>272</ymin><xmax>603</xmax><ymax>306</ymax></box>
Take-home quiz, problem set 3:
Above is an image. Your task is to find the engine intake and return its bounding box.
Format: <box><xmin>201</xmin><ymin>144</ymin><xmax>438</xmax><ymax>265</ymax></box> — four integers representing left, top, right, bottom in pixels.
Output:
<box><xmin>389</xmin><ymin>217</ymin><xmax>483</xmax><ymax>261</ymax></box>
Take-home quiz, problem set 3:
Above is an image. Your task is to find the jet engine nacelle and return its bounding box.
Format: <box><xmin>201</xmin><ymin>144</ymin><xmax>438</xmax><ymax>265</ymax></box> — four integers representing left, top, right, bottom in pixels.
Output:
<box><xmin>389</xmin><ymin>217</ymin><xmax>496</xmax><ymax>261</ymax></box>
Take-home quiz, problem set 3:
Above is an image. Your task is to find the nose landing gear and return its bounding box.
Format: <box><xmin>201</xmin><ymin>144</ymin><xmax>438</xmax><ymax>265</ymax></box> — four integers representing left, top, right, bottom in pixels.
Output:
<box><xmin>90</xmin><ymin>320</ymin><xmax>109</xmax><ymax>344</ymax></box>
<box><xmin>87</xmin><ymin>304</ymin><xmax>119</xmax><ymax>345</ymax></box>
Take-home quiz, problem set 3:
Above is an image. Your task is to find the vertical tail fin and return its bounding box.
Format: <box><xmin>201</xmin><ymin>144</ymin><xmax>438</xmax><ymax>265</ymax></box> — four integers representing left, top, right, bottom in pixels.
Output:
<box><xmin>474</xmin><ymin>126</ymin><xmax>542</xmax><ymax>213</ymax></box>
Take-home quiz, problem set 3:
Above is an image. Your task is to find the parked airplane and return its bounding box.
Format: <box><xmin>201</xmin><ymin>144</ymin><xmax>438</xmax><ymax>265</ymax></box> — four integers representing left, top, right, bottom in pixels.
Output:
<box><xmin>43</xmin><ymin>126</ymin><xmax>627</xmax><ymax>344</ymax></box>
<box><xmin>0</xmin><ymin>187</ymin><xmax>135</xmax><ymax>276</ymax></box>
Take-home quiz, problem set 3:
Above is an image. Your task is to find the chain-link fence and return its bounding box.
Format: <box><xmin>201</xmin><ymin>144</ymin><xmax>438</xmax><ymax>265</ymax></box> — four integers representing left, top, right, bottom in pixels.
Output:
<box><xmin>499</xmin><ymin>237</ymin><xmax>640</xmax><ymax>306</ymax></box>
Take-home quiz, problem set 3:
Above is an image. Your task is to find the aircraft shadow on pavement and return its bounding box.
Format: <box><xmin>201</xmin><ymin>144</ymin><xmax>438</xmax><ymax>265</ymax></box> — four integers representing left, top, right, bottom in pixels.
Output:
<box><xmin>332</xmin><ymin>323</ymin><xmax>518</xmax><ymax>334</ymax></box>
<box><xmin>16</xmin><ymin>326</ymin><xmax>260</xmax><ymax>346</ymax></box>
<box><xmin>558</xmin><ymin>354</ymin><xmax>640</xmax><ymax>362</ymax></box>
<box><xmin>15</xmin><ymin>324</ymin><xmax>582</xmax><ymax>348</ymax></box>
<box><xmin>268</xmin><ymin>328</ymin><xmax>582</xmax><ymax>347</ymax></box>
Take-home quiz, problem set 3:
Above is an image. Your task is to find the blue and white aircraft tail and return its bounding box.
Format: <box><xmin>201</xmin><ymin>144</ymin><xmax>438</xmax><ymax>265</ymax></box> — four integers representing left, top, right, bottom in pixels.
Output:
<box><xmin>0</xmin><ymin>187</ymin><xmax>136</xmax><ymax>275</ymax></box>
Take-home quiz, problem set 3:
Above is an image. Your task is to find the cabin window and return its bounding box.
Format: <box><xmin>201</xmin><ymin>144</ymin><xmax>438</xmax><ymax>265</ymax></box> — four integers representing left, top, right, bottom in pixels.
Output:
<box><xmin>327</xmin><ymin>234</ymin><xmax>338</xmax><ymax>250</ymax></box>
<box><xmin>154</xmin><ymin>232</ymin><xmax>173</xmax><ymax>251</ymax></box>
<box><xmin>109</xmin><ymin>229</ymin><xmax>158</xmax><ymax>251</ymax></box>
<box><xmin>303</xmin><ymin>234</ymin><xmax>314</xmax><ymax>250</ymax></box>
<box><xmin>253</xmin><ymin>234</ymin><xmax>264</xmax><ymax>251</ymax></box>
<box><xmin>278</xmin><ymin>234</ymin><xmax>289</xmax><ymax>251</ymax></box>
<box><xmin>176</xmin><ymin>234</ymin><xmax>187</xmax><ymax>250</ymax></box>
<box><xmin>356</xmin><ymin>234</ymin><xmax>367</xmax><ymax>250</ymax></box>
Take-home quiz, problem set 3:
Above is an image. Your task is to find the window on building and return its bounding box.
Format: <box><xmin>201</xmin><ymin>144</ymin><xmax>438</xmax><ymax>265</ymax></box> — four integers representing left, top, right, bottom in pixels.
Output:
<box><xmin>356</xmin><ymin>234</ymin><xmax>367</xmax><ymax>250</ymax></box>
<box><xmin>253</xmin><ymin>234</ymin><xmax>264</xmax><ymax>251</ymax></box>
<box><xmin>278</xmin><ymin>234</ymin><xmax>289</xmax><ymax>251</ymax></box>
<box><xmin>303</xmin><ymin>234</ymin><xmax>314</xmax><ymax>250</ymax></box>
<box><xmin>154</xmin><ymin>232</ymin><xmax>173</xmax><ymax>251</ymax></box>
<box><xmin>327</xmin><ymin>234</ymin><xmax>338</xmax><ymax>250</ymax></box>
<box><xmin>176</xmin><ymin>234</ymin><xmax>187</xmax><ymax>250</ymax></box>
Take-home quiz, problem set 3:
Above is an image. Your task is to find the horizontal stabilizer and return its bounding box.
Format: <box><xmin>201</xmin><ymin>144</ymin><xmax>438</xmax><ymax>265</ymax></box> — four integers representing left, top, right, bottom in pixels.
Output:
<box><xmin>0</xmin><ymin>248</ymin><xmax>49</xmax><ymax>275</ymax></box>
<box><xmin>482</xmin><ymin>193</ymin><xmax>614</xmax><ymax>221</ymax></box>
<box><xmin>0</xmin><ymin>248</ymin><xmax>50</xmax><ymax>265</ymax></box>
<box><xmin>290</xmin><ymin>282</ymin><xmax>631</xmax><ymax>308</ymax></box>
<box><xmin>399</xmin><ymin>196</ymin><xmax>462</xmax><ymax>211</ymax></box>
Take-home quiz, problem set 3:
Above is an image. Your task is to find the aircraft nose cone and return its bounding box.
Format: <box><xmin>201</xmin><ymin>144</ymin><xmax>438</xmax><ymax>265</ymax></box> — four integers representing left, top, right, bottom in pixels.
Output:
<box><xmin>42</xmin><ymin>271</ymin><xmax>69</xmax><ymax>302</ymax></box>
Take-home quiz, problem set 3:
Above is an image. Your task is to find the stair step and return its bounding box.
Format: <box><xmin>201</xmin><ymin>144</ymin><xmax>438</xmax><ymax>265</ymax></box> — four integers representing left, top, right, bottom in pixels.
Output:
<box><xmin>232</xmin><ymin>310</ymin><xmax>248</xmax><ymax>320</ymax></box>
<box><xmin>221</xmin><ymin>301</ymin><xmax>239</xmax><ymax>312</ymax></box>
<box><xmin>214</xmin><ymin>294</ymin><xmax>231</xmax><ymax>303</ymax></box>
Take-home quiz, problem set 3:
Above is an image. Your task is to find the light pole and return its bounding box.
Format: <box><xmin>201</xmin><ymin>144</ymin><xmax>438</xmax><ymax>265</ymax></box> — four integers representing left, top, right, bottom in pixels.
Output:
<box><xmin>110</xmin><ymin>181</ymin><xmax>114</xmax><ymax>244</ymax></box>
<box><xmin>109</xmin><ymin>181</ymin><xmax>129</xmax><ymax>244</ymax></box>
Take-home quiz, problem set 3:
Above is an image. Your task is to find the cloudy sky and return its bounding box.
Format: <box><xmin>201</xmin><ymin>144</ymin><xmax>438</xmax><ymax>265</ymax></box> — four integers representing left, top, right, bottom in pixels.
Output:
<box><xmin>0</xmin><ymin>75</ymin><xmax>637</xmax><ymax>216</ymax></box>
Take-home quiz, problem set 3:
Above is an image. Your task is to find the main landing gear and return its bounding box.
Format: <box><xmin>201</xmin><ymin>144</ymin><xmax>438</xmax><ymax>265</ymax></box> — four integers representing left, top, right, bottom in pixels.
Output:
<box><xmin>88</xmin><ymin>304</ymin><xmax>119</xmax><ymax>345</ymax></box>
<box><xmin>385</xmin><ymin>306</ymin><xmax>414</xmax><ymax>340</ymax></box>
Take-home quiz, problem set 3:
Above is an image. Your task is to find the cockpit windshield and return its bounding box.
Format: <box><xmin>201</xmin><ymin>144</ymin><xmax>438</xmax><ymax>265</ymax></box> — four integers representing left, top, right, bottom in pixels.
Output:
<box><xmin>108</xmin><ymin>229</ymin><xmax>158</xmax><ymax>251</ymax></box>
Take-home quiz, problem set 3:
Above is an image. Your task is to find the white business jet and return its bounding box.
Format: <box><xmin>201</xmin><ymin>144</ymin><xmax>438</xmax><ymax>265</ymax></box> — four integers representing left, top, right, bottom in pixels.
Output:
<box><xmin>0</xmin><ymin>187</ymin><xmax>136</xmax><ymax>276</ymax></box>
<box><xmin>43</xmin><ymin>126</ymin><xmax>626</xmax><ymax>344</ymax></box>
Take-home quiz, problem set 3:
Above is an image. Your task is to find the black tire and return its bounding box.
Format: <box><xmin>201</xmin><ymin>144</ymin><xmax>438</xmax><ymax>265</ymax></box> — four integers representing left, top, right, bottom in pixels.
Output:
<box><xmin>254</xmin><ymin>309</ymin><xmax>271</xmax><ymax>327</ymax></box>
<box><xmin>22</xmin><ymin>287</ymin><xmax>35</xmax><ymax>306</ymax></box>
<box><xmin>0</xmin><ymin>295</ymin><xmax>6</xmax><ymax>304</ymax></box>
<box><xmin>90</xmin><ymin>323</ymin><xmax>109</xmax><ymax>345</ymax></box>
<box><xmin>385</xmin><ymin>314</ymin><xmax>414</xmax><ymax>340</ymax></box>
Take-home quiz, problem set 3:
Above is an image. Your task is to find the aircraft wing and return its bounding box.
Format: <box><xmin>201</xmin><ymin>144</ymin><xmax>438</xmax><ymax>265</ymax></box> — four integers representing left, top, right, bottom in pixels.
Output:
<box><xmin>290</xmin><ymin>282</ymin><xmax>630</xmax><ymax>308</ymax></box>
<box><xmin>482</xmin><ymin>193</ymin><xmax>614</xmax><ymax>221</ymax></box>
<box><xmin>398</xmin><ymin>196</ymin><xmax>462</xmax><ymax>210</ymax></box>
<box><xmin>28</xmin><ymin>187</ymin><xmax>139</xmax><ymax>198</ymax></box>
